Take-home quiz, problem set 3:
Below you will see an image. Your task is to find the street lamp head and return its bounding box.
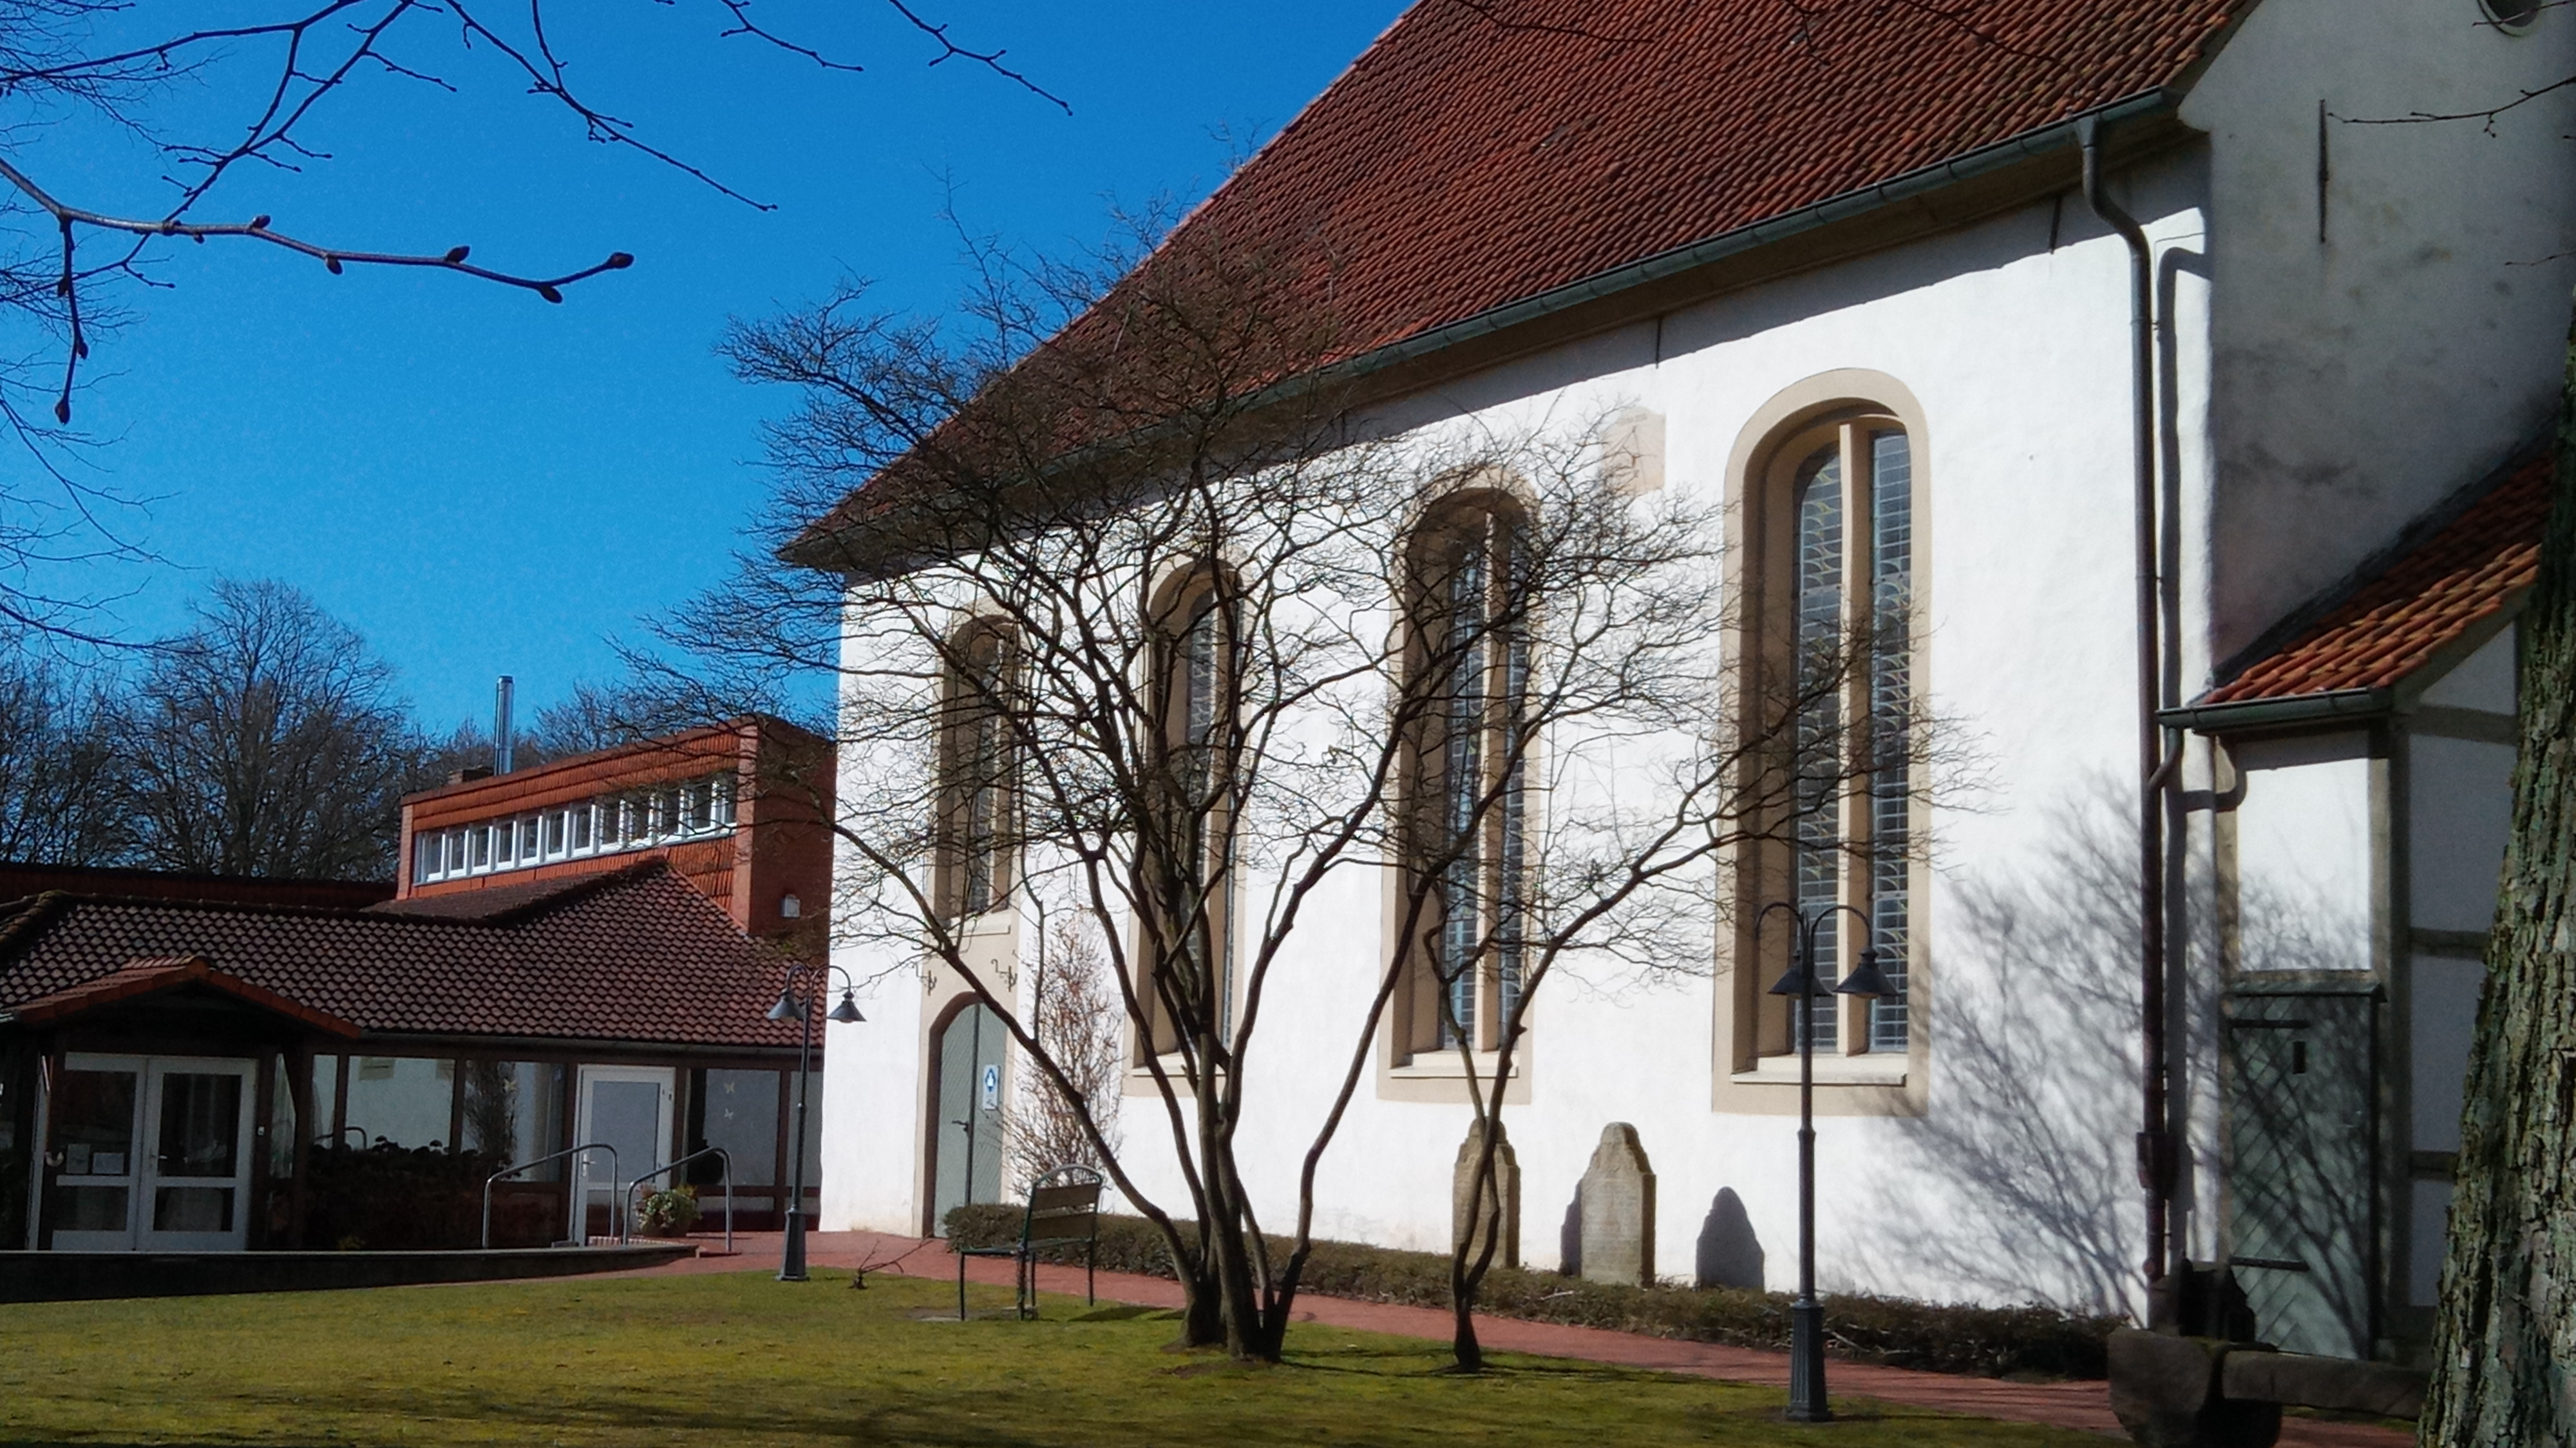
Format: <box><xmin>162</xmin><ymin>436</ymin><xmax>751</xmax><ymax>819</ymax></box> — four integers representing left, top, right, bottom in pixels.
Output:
<box><xmin>828</xmin><ymin>990</ymin><xmax>865</xmax><ymax>1025</ymax></box>
<box><xmin>1767</xmin><ymin>960</ymin><xmax>1823</xmax><ymax>998</ymax></box>
<box><xmin>1833</xmin><ymin>946</ymin><xmax>1897</xmax><ymax>1000</ymax></box>
<box><xmin>766</xmin><ymin>986</ymin><xmax>803</xmax><ymax>1022</ymax></box>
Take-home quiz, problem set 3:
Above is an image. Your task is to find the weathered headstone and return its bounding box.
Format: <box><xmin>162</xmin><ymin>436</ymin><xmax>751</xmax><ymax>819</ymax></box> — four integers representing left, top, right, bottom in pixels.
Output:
<box><xmin>1452</xmin><ymin>1120</ymin><xmax>1520</xmax><ymax>1270</ymax></box>
<box><xmin>1577</xmin><ymin>1123</ymin><xmax>1656</xmax><ymax>1286</ymax></box>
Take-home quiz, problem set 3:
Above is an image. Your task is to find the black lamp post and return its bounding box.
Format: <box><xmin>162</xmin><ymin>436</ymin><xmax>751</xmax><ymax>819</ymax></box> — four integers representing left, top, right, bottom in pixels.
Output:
<box><xmin>766</xmin><ymin>963</ymin><xmax>864</xmax><ymax>1283</ymax></box>
<box><xmin>1757</xmin><ymin>900</ymin><xmax>1896</xmax><ymax>1424</ymax></box>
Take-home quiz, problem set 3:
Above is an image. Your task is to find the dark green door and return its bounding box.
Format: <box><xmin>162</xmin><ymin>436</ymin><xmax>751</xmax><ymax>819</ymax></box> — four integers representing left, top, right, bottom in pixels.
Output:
<box><xmin>2223</xmin><ymin>986</ymin><xmax>2379</xmax><ymax>1357</ymax></box>
<box><xmin>930</xmin><ymin>1002</ymin><xmax>1005</xmax><ymax>1236</ymax></box>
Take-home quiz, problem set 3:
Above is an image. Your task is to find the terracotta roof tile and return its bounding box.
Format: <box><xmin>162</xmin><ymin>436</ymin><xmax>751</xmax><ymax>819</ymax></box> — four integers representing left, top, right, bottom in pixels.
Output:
<box><xmin>0</xmin><ymin>863</ymin><xmax>806</xmax><ymax>1051</ymax></box>
<box><xmin>806</xmin><ymin>0</ymin><xmax>2242</xmax><ymax>539</ymax></box>
<box><xmin>9</xmin><ymin>955</ymin><xmax>364</xmax><ymax>1038</ymax></box>
<box><xmin>2204</xmin><ymin>452</ymin><xmax>2553</xmax><ymax>705</ymax></box>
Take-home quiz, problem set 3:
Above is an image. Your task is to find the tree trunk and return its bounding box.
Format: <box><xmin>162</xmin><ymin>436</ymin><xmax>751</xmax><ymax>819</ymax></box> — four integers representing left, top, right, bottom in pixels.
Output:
<box><xmin>1450</xmin><ymin>1271</ymin><xmax>1486</xmax><ymax>1371</ymax></box>
<box><xmin>1448</xmin><ymin>1124</ymin><xmax>1505</xmax><ymax>1373</ymax></box>
<box><xmin>2421</xmin><ymin>307</ymin><xmax>2576</xmax><ymax>1446</ymax></box>
<box><xmin>1179</xmin><ymin>1262</ymin><xmax>1224</xmax><ymax>1348</ymax></box>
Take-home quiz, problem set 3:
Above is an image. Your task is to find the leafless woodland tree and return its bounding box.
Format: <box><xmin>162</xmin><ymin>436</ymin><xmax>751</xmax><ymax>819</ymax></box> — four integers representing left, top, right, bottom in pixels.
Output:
<box><xmin>0</xmin><ymin>647</ymin><xmax>128</xmax><ymax>863</ymax></box>
<box><xmin>114</xmin><ymin>578</ymin><xmax>425</xmax><ymax>878</ymax></box>
<box><xmin>0</xmin><ymin>0</ymin><xmax>1057</xmax><ymax>639</ymax></box>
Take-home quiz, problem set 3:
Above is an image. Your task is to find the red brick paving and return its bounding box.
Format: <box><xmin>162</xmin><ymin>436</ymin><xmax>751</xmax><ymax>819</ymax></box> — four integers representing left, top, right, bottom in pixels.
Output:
<box><xmin>601</xmin><ymin>1231</ymin><xmax>2409</xmax><ymax>1448</ymax></box>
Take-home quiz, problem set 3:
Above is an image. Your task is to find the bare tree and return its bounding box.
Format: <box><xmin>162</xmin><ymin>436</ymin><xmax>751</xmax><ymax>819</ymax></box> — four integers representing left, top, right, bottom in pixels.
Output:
<box><xmin>662</xmin><ymin>206</ymin><xmax>1950</xmax><ymax>1364</ymax></box>
<box><xmin>1003</xmin><ymin>914</ymin><xmax>1126</xmax><ymax>1194</ymax></box>
<box><xmin>116</xmin><ymin>578</ymin><xmax>421</xmax><ymax>879</ymax></box>
<box><xmin>520</xmin><ymin>679</ymin><xmax>682</xmax><ymax>765</ymax></box>
<box><xmin>0</xmin><ymin>647</ymin><xmax>128</xmax><ymax>864</ymax></box>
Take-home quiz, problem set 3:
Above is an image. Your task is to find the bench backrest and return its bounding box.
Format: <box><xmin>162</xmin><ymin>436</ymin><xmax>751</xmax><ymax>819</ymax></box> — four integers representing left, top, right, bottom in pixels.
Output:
<box><xmin>1021</xmin><ymin>1177</ymin><xmax>1103</xmax><ymax>1248</ymax></box>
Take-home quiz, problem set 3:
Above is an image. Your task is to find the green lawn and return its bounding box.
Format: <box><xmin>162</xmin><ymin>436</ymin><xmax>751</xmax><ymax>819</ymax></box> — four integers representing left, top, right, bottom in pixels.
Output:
<box><xmin>0</xmin><ymin>1271</ymin><xmax>2108</xmax><ymax>1446</ymax></box>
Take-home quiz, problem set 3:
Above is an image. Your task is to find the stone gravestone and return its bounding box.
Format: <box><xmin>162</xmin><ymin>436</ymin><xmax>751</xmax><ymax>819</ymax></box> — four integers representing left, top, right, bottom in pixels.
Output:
<box><xmin>1578</xmin><ymin>1123</ymin><xmax>1656</xmax><ymax>1286</ymax></box>
<box><xmin>1452</xmin><ymin>1120</ymin><xmax>1520</xmax><ymax>1270</ymax></box>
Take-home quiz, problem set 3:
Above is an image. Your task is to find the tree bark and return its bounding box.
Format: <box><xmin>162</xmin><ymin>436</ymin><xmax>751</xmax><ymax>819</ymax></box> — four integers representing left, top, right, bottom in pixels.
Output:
<box><xmin>2421</xmin><ymin>305</ymin><xmax>2576</xmax><ymax>1446</ymax></box>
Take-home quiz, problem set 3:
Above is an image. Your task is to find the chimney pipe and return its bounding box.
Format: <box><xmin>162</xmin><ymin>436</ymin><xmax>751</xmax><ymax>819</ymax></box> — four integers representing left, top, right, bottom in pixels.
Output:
<box><xmin>495</xmin><ymin>676</ymin><xmax>515</xmax><ymax>775</ymax></box>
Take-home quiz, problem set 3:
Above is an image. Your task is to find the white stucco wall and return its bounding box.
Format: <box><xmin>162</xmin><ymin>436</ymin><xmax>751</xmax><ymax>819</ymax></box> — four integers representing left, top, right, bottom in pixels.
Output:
<box><xmin>2420</xmin><ymin>625</ymin><xmax>2517</xmax><ymax>714</ymax></box>
<box><xmin>2410</xmin><ymin>734</ymin><xmax>2519</xmax><ymax>935</ymax></box>
<box><xmin>2395</xmin><ymin>621</ymin><xmax>2517</xmax><ymax>1313</ymax></box>
<box><xmin>817</xmin><ymin>155</ymin><xmax>2212</xmax><ymax>1319</ymax></box>
<box><xmin>2181</xmin><ymin>0</ymin><xmax>2576</xmax><ymax>667</ymax></box>
<box><xmin>2230</xmin><ymin>734</ymin><xmax>2376</xmax><ymax>975</ymax></box>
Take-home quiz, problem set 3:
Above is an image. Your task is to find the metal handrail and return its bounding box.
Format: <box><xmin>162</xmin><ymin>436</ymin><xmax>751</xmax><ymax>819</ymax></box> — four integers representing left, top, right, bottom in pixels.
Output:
<box><xmin>624</xmin><ymin>1147</ymin><xmax>734</xmax><ymax>1255</ymax></box>
<box><xmin>482</xmin><ymin>1142</ymin><xmax>620</xmax><ymax>1250</ymax></box>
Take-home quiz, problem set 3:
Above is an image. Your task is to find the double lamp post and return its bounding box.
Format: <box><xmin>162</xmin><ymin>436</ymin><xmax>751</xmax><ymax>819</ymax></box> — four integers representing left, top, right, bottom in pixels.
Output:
<box><xmin>1756</xmin><ymin>899</ymin><xmax>1897</xmax><ymax>1425</ymax></box>
<box><xmin>766</xmin><ymin>962</ymin><xmax>864</xmax><ymax>1283</ymax></box>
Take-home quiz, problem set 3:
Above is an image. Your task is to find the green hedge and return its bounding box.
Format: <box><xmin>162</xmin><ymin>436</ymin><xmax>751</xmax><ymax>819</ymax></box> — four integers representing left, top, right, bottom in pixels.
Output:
<box><xmin>945</xmin><ymin>1204</ymin><xmax>2116</xmax><ymax>1380</ymax></box>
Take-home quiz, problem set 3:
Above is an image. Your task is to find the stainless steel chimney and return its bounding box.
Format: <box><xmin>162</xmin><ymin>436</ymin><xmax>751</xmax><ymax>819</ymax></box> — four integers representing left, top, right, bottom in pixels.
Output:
<box><xmin>495</xmin><ymin>676</ymin><xmax>515</xmax><ymax>774</ymax></box>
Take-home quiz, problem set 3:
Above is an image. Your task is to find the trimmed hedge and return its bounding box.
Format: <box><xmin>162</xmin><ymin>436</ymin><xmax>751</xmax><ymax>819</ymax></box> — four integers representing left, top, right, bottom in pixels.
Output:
<box><xmin>945</xmin><ymin>1204</ymin><xmax>2116</xmax><ymax>1380</ymax></box>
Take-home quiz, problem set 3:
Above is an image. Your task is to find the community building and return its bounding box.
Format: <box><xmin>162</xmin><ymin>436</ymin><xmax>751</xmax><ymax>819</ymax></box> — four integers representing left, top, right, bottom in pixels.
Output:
<box><xmin>395</xmin><ymin>714</ymin><xmax>835</xmax><ymax>955</ymax></box>
<box><xmin>1</xmin><ymin>721</ymin><xmax>835</xmax><ymax>1253</ymax></box>
<box><xmin>803</xmin><ymin>0</ymin><xmax>2570</xmax><ymax>1373</ymax></box>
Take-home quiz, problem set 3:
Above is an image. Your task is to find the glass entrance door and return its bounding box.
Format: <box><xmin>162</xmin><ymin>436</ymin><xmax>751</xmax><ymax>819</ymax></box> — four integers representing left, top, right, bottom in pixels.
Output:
<box><xmin>572</xmin><ymin>1067</ymin><xmax>672</xmax><ymax>1243</ymax></box>
<box><xmin>138</xmin><ymin>1059</ymin><xmax>254</xmax><ymax>1250</ymax></box>
<box><xmin>49</xmin><ymin>1054</ymin><xmax>254</xmax><ymax>1251</ymax></box>
<box><xmin>50</xmin><ymin>1054</ymin><xmax>144</xmax><ymax>1250</ymax></box>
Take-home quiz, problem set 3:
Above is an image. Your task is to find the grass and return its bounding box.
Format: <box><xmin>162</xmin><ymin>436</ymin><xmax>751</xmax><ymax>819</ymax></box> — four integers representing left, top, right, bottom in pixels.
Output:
<box><xmin>0</xmin><ymin>1272</ymin><xmax>2114</xmax><ymax>1447</ymax></box>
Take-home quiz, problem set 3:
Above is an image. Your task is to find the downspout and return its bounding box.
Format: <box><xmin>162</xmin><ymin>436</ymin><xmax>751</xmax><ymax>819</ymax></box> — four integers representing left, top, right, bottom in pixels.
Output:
<box><xmin>2079</xmin><ymin>115</ymin><xmax>2178</xmax><ymax>1315</ymax></box>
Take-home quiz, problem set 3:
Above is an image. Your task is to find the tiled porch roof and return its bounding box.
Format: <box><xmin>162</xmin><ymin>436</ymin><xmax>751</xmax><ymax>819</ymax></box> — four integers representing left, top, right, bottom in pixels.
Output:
<box><xmin>6</xmin><ymin>955</ymin><xmax>362</xmax><ymax>1038</ymax></box>
<box><xmin>0</xmin><ymin>862</ymin><xmax>804</xmax><ymax>1051</ymax></box>
<box><xmin>2201</xmin><ymin>451</ymin><xmax>2553</xmax><ymax>708</ymax></box>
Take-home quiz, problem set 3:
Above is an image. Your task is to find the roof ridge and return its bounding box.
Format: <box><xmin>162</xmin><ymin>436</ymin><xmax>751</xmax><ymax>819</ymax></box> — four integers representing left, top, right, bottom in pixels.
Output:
<box><xmin>466</xmin><ymin>857</ymin><xmax>681</xmax><ymax>926</ymax></box>
<box><xmin>3</xmin><ymin>890</ymin><xmax>425</xmax><ymax>924</ymax></box>
<box><xmin>2208</xmin><ymin>436</ymin><xmax>2551</xmax><ymax>691</ymax></box>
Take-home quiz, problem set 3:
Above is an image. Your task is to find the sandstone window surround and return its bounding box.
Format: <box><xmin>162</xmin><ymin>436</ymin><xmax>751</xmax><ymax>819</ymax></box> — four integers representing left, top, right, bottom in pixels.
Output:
<box><xmin>1133</xmin><ymin>567</ymin><xmax>1240</xmax><ymax>1064</ymax></box>
<box><xmin>935</xmin><ymin>618</ymin><xmax>1019</xmax><ymax>924</ymax></box>
<box><xmin>1716</xmin><ymin>371</ymin><xmax>1931</xmax><ymax>1115</ymax></box>
<box><xmin>1390</xmin><ymin>490</ymin><xmax>1535</xmax><ymax>1071</ymax></box>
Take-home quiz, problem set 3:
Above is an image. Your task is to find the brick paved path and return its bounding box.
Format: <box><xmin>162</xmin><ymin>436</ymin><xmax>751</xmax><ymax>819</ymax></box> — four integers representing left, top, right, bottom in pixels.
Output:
<box><xmin>611</xmin><ymin>1230</ymin><xmax>2409</xmax><ymax>1448</ymax></box>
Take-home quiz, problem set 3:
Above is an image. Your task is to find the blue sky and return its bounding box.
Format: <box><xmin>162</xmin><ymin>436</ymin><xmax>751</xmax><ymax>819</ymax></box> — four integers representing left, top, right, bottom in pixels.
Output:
<box><xmin>41</xmin><ymin>1</ymin><xmax>1406</xmax><ymax>730</ymax></box>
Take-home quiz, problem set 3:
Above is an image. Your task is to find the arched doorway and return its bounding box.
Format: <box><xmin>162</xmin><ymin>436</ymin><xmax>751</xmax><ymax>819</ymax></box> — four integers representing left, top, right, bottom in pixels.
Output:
<box><xmin>928</xmin><ymin>1000</ymin><xmax>1005</xmax><ymax>1235</ymax></box>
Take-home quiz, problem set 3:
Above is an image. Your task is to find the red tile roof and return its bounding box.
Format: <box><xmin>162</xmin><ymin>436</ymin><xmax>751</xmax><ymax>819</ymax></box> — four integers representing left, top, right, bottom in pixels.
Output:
<box><xmin>8</xmin><ymin>955</ymin><xmax>362</xmax><ymax>1038</ymax></box>
<box><xmin>2202</xmin><ymin>452</ymin><xmax>2554</xmax><ymax>705</ymax></box>
<box><xmin>1151</xmin><ymin>0</ymin><xmax>2235</xmax><ymax>361</ymax></box>
<box><xmin>0</xmin><ymin>862</ymin><xmax>806</xmax><ymax>1051</ymax></box>
<box><xmin>804</xmin><ymin>0</ymin><xmax>2242</xmax><ymax>540</ymax></box>
<box><xmin>368</xmin><ymin>868</ymin><xmax>634</xmax><ymax>923</ymax></box>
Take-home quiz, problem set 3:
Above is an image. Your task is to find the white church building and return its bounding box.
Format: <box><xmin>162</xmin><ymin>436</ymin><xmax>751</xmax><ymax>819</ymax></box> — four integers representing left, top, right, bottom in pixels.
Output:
<box><xmin>805</xmin><ymin>0</ymin><xmax>2573</xmax><ymax>1368</ymax></box>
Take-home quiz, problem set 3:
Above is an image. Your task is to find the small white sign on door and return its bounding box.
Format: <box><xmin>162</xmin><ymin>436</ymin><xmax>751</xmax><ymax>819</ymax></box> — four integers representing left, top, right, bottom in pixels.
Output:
<box><xmin>979</xmin><ymin>1063</ymin><xmax>1001</xmax><ymax>1111</ymax></box>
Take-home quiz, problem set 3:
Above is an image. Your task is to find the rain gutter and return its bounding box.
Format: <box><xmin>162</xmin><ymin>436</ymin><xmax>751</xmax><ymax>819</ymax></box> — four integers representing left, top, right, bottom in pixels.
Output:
<box><xmin>1314</xmin><ymin>87</ymin><xmax>2185</xmax><ymax>394</ymax></box>
<box><xmin>2157</xmin><ymin>687</ymin><xmax>2392</xmax><ymax>735</ymax></box>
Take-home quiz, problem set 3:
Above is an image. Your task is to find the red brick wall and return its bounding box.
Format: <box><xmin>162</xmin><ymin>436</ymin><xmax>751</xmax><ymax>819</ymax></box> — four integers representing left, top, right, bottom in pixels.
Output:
<box><xmin>394</xmin><ymin>718</ymin><xmax>831</xmax><ymax>950</ymax></box>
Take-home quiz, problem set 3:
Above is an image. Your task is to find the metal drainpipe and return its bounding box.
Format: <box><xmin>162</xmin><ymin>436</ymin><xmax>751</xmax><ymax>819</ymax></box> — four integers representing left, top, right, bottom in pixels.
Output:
<box><xmin>2078</xmin><ymin>115</ymin><xmax>2178</xmax><ymax>1314</ymax></box>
